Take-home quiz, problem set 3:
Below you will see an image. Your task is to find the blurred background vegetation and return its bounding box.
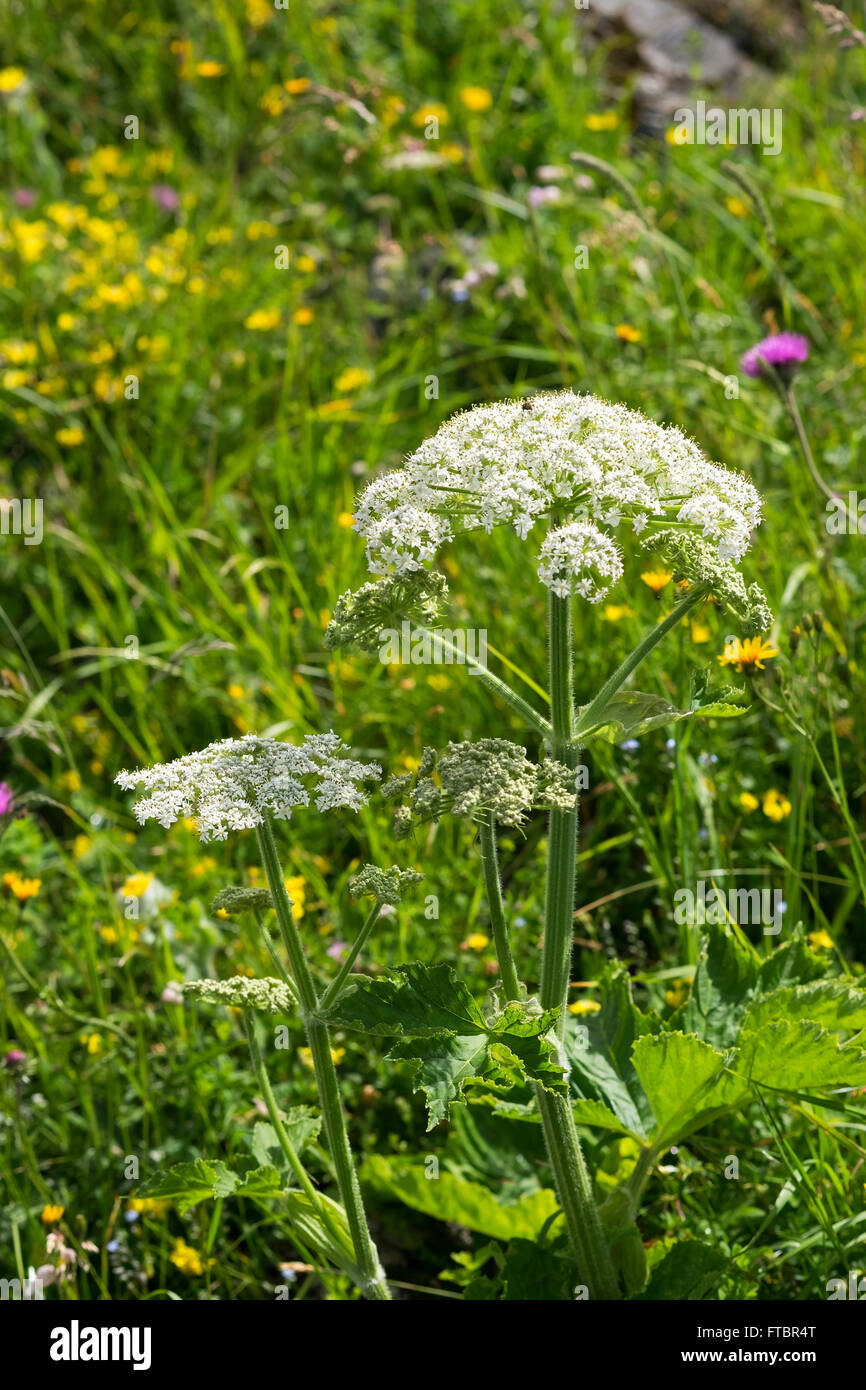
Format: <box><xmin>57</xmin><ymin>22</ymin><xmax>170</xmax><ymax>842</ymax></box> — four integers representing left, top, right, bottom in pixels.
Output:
<box><xmin>1</xmin><ymin>0</ymin><xmax>865</xmax><ymax>1299</ymax></box>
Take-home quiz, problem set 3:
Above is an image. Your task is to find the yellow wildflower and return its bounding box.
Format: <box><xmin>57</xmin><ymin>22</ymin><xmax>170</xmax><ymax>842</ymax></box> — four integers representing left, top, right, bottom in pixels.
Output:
<box><xmin>335</xmin><ymin>367</ymin><xmax>372</xmax><ymax>393</ymax></box>
<box><xmin>121</xmin><ymin>872</ymin><xmax>153</xmax><ymax>898</ymax></box>
<box><xmin>568</xmin><ymin>999</ymin><xmax>601</xmax><ymax>1015</ymax></box>
<box><xmin>690</xmin><ymin>622</ymin><xmax>711</xmax><ymax>644</ymax></box>
<box><xmin>41</xmin><ymin>1204</ymin><xmax>65</xmax><ymax>1225</ymax></box>
<box><xmin>411</xmin><ymin>102</ymin><xmax>449</xmax><ymax>128</ymax></box>
<box><xmin>738</xmin><ymin>791</ymin><xmax>759</xmax><ymax>814</ymax></box>
<box><xmin>460</xmin><ymin>86</ymin><xmax>493</xmax><ymax>112</ymax></box>
<box><xmin>292</xmin><ymin>307</ymin><xmax>314</xmax><ymax>325</ymax></box>
<box><xmin>284</xmin><ymin>77</ymin><xmax>311</xmax><ymax>95</ymax></box>
<box><xmin>461</xmin><ymin>933</ymin><xmax>489</xmax><ymax>952</ymax></box>
<box><xmin>762</xmin><ymin>789</ymin><xmax>791</xmax><ymax>822</ymax></box>
<box><xmin>195</xmin><ymin>61</ymin><xmax>226</xmax><ymax>78</ymax></box>
<box><xmin>295</xmin><ymin>254</ymin><xmax>316</xmax><ymax>273</ymax></box>
<box><xmin>0</xmin><ymin>67</ymin><xmax>26</xmax><ymax>93</ymax></box>
<box><xmin>718</xmin><ymin>636</ymin><xmax>777</xmax><ymax>674</ymax></box>
<box><xmin>337</xmin><ymin>512</ymin><xmax>355</xmax><ymax>528</ymax></box>
<box><xmin>585</xmin><ymin>111</ymin><xmax>619</xmax><ymax>131</ymax></box>
<box><xmin>725</xmin><ymin>196</ymin><xmax>749</xmax><ymax>218</ymax></box>
<box><xmin>170</xmin><ymin>1238</ymin><xmax>204</xmax><ymax>1275</ymax></box>
<box><xmin>127</xmin><ymin>1197</ymin><xmax>171</xmax><ymax>1218</ymax></box>
<box><xmin>808</xmin><ymin>929</ymin><xmax>833</xmax><ymax>951</ymax></box>
<box><xmin>3</xmin><ymin>872</ymin><xmax>41</xmax><ymax>901</ymax></box>
<box><xmin>80</xmin><ymin>1032</ymin><xmax>103</xmax><ymax>1056</ymax></box>
<box><xmin>616</xmin><ymin>323</ymin><xmax>642</xmax><ymax>343</ymax></box>
<box><xmin>244</xmin><ymin>308</ymin><xmax>281</xmax><ymax>331</ymax></box>
<box><xmin>640</xmin><ymin>569</ymin><xmax>672</xmax><ymax>596</ymax></box>
<box><xmin>56</xmin><ymin>426</ymin><xmax>85</xmax><ymax>447</ymax></box>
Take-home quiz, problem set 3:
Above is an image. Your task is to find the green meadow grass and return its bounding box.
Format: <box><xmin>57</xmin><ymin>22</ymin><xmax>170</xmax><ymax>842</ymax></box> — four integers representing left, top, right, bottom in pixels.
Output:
<box><xmin>1</xmin><ymin>0</ymin><xmax>865</xmax><ymax>1298</ymax></box>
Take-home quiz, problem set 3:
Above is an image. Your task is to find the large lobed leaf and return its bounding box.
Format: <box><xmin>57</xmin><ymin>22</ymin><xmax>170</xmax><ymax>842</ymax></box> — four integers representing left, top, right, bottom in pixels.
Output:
<box><xmin>322</xmin><ymin>962</ymin><xmax>567</xmax><ymax>1129</ymax></box>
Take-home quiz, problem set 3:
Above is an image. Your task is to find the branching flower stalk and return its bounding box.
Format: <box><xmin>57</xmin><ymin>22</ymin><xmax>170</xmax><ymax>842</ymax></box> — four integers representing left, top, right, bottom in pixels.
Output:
<box><xmin>116</xmin><ymin>734</ymin><xmax>391</xmax><ymax>1301</ymax></box>
<box><xmin>328</xmin><ymin>391</ymin><xmax>772</xmax><ymax>1300</ymax></box>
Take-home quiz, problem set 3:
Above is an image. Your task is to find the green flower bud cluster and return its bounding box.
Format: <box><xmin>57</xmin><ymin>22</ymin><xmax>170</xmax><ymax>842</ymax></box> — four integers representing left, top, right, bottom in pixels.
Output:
<box><xmin>643</xmin><ymin>529</ymin><xmax>773</xmax><ymax>635</ymax></box>
<box><xmin>324</xmin><ymin>571</ymin><xmax>449</xmax><ymax>653</ymax></box>
<box><xmin>348</xmin><ymin>863</ymin><xmax>424</xmax><ymax>906</ymax></box>
<box><xmin>184</xmin><ymin>976</ymin><xmax>293</xmax><ymax>1015</ymax></box>
<box><xmin>386</xmin><ymin>739</ymin><xmax>576</xmax><ymax>838</ymax></box>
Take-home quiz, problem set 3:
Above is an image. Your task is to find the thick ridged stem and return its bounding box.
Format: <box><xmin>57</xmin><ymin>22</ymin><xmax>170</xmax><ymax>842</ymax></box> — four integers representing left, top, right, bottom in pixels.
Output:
<box><xmin>537</xmin><ymin>591</ymin><xmax>620</xmax><ymax>1300</ymax></box>
<box><xmin>255</xmin><ymin>817</ymin><xmax>390</xmax><ymax>1300</ymax></box>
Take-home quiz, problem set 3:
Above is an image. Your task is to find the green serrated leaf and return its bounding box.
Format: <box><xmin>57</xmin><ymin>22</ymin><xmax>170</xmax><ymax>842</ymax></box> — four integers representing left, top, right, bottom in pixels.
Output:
<box><xmin>632</xmin><ymin>1032</ymin><xmax>746</xmax><ymax>1146</ymax></box>
<box><xmin>678</xmin><ymin>925</ymin><xmax>758</xmax><ymax>1048</ymax></box>
<box><xmin>577</xmin><ymin>689</ymin><xmax>746</xmax><ymax>744</ymax></box>
<box><xmin>137</xmin><ymin>1159</ymin><xmax>238</xmax><ymax>1213</ymax></box>
<box><xmin>565</xmin><ymin>965</ymin><xmax>661</xmax><ymax>1139</ymax></box>
<box><xmin>325</xmin><ymin>963</ymin><xmax>565</xmax><ymax>1127</ymax></box>
<box><xmin>736</xmin><ymin>1020</ymin><xmax>866</xmax><ymax>1092</ymax></box>
<box><xmin>234</xmin><ymin>1164</ymin><xmax>287</xmax><ymax>1199</ymax></box>
<box><xmin>742</xmin><ymin>980</ymin><xmax>866</xmax><ymax>1036</ymax></box>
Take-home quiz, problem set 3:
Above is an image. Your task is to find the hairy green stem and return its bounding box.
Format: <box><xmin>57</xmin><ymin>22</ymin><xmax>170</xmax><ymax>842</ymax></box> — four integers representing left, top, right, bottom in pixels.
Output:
<box><xmin>255</xmin><ymin>817</ymin><xmax>390</xmax><ymax>1300</ymax></box>
<box><xmin>242</xmin><ymin>1010</ymin><xmax>347</xmax><ymax>1252</ymax></box>
<box><xmin>415</xmin><ymin>624</ymin><xmax>552</xmax><ymax>738</ymax></box>
<box><xmin>478</xmin><ymin>810</ymin><xmax>522</xmax><ymax>1001</ymax></box>
<box><xmin>538</xmin><ymin>591</ymin><xmax>620</xmax><ymax>1300</ymax></box>
<box><xmin>320</xmin><ymin>903</ymin><xmax>380</xmax><ymax>1011</ymax></box>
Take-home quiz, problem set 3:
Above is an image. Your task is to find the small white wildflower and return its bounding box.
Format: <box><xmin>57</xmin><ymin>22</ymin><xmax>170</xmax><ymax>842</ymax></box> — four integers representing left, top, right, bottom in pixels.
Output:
<box><xmin>352</xmin><ymin>391</ymin><xmax>762</xmax><ymax>598</ymax></box>
<box><xmin>116</xmin><ymin>733</ymin><xmax>380</xmax><ymax>843</ymax></box>
<box><xmin>537</xmin><ymin>521</ymin><xmax>624</xmax><ymax>602</ymax></box>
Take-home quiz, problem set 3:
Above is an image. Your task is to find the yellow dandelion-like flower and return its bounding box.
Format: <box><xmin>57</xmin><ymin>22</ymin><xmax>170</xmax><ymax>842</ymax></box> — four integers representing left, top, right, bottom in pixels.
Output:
<box><xmin>718</xmin><ymin>636</ymin><xmax>777</xmax><ymax>674</ymax></box>
<box><xmin>121</xmin><ymin>872</ymin><xmax>153</xmax><ymax>898</ymax></box>
<box><xmin>80</xmin><ymin>1032</ymin><xmax>103</xmax><ymax>1056</ymax></box>
<box><xmin>461</xmin><ymin>933</ymin><xmax>489</xmax><ymax>952</ymax></box>
<box><xmin>294</xmin><ymin>254</ymin><xmax>316</xmax><ymax>273</ymax></box>
<box><xmin>640</xmin><ymin>569</ymin><xmax>672</xmax><ymax>596</ymax></box>
<box><xmin>292</xmin><ymin>307</ymin><xmax>314</xmax><ymax>325</ymax></box>
<box><xmin>56</xmin><ymin>426</ymin><xmax>85</xmax><ymax>447</ymax></box>
<box><xmin>284</xmin><ymin>77</ymin><xmax>311</xmax><ymax>95</ymax></box>
<box><xmin>725</xmin><ymin>196</ymin><xmax>749</xmax><ymax>218</ymax></box>
<box><xmin>244</xmin><ymin>308</ymin><xmax>281</xmax><ymax>331</ymax></box>
<box><xmin>335</xmin><ymin>367</ymin><xmax>372</xmax><ymax>393</ymax></box>
<box><xmin>0</xmin><ymin>67</ymin><xmax>26</xmax><ymax>93</ymax></box>
<box><xmin>460</xmin><ymin>86</ymin><xmax>493</xmax><ymax>112</ymax></box>
<box><xmin>585</xmin><ymin>111</ymin><xmax>619</xmax><ymax>131</ymax></box>
<box><xmin>227</xmin><ymin>683</ymin><xmax>245</xmax><ymax>699</ymax></box>
<box><xmin>603</xmin><ymin>604</ymin><xmax>634</xmax><ymax>621</ymax></box>
<box><xmin>411</xmin><ymin>101</ymin><xmax>449</xmax><ymax>128</ymax></box>
<box><xmin>738</xmin><ymin>791</ymin><xmax>759</xmax><ymax>813</ymax></box>
<box><xmin>337</xmin><ymin>512</ymin><xmax>355</xmax><ymax>528</ymax></box>
<box><xmin>690</xmin><ymin>622</ymin><xmax>711</xmax><ymax>644</ymax></box>
<box><xmin>568</xmin><ymin>999</ymin><xmax>601</xmax><ymax>1015</ymax></box>
<box><xmin>616</xmin><ymin>323</ymin><xmax>642</xmax><ymax>343</ymax></box>
<box><xmin>195</xmin><ymin>61</ymin><xmax>226</xmax><ymax>78</ymax></box>
<box><xmin>41</xmin><ymin>1204</ymin><xmax>65</xmax><ymax>1225</ymax></box>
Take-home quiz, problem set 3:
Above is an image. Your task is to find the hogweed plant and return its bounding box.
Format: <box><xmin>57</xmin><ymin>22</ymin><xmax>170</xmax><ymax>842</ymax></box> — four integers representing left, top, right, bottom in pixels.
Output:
<box><xmin>118</xmin><ymin>394</ymin><xmax>866</xmax><ymax>1301</ymax></box>
<box><xmin>322</xmin><ymin>392</ymin><xmax>866</xmax><ymax>1299</ymax></box>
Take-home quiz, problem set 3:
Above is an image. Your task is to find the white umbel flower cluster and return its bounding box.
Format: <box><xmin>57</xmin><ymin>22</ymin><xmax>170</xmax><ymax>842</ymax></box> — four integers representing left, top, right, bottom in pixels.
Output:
<box><xmin>116</xmin><ymin>733</ymin><xmax>380</xmax><ymax>842</ymax></box>
<box><xmin>537</xmin><ymin>520</ymin><xmax>624</xmax><ymax>602</ymax></box>
<box><xmin>352</xmin><ymin>392</ymin><xmax>762</xmax><ymax>598</ymax></box>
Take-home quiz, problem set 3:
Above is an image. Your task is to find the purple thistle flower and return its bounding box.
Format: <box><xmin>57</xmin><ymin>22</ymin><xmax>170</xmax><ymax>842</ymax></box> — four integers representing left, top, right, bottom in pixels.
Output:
<box><xmin>3</xmin><ymin>1049</ymin><xmax>26</xmax><ymax>1068</ymax></box>
<box><xmin>741</xmin><ymin>332</ymin><xmax>809</xmax><ymax>382</ymax></box>
<box><xmin>149</xmin><ymin>184</ymin><xmax>180</xmax><ymax>213</ymax></box>
<box><xmin>0</xmin><ymin>782</ymin><xmax>13</xmax><ymax>816</ymax></box>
